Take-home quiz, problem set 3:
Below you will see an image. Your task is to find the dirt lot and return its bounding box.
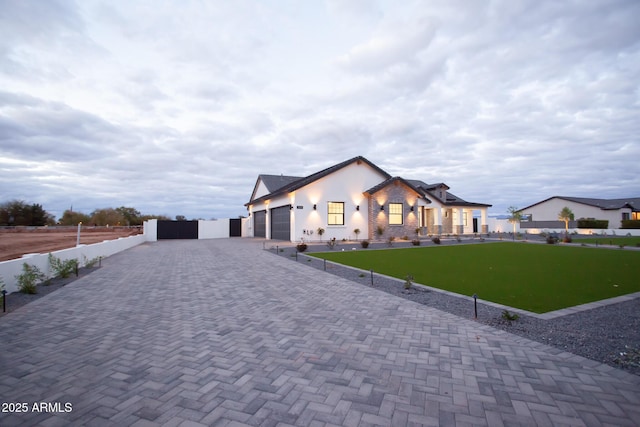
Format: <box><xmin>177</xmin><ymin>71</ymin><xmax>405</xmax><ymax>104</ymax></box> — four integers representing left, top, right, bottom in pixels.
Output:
<box><xmin>0</xmin><ymin>227</ymin><xmax>142</xmax><ymax>262</ymax></box>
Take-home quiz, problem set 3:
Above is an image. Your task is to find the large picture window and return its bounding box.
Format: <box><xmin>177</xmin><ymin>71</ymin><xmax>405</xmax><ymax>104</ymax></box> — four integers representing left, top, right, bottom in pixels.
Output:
<box><xmin>389</xmin><ymin>203</ymin><xmax>403</xmax><ymax>225</ymax></box>
<box><xmin>327</xmin><ymin>202</ymin><xmax>344</xmax><ymax>225</ymax></box>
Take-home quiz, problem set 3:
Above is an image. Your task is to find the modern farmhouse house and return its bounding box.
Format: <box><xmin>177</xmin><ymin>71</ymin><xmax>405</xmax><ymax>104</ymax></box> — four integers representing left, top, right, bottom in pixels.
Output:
<box><xmin>245</xmin><ymin>156</ymin><xmax>491</xmax><ymax>242</ymax></box>
<box><xmin>517</xmin><ymin>196</ymin><xmax>640</xmax><ymax>229</ymax></box>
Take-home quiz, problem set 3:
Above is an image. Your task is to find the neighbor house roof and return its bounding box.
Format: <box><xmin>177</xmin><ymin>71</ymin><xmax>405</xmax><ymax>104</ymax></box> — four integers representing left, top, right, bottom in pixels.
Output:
<box><xmin>519</xmin><ymin>196</ymin><xmax>640</xmax><ymax>212</ymax></box>
<box><xmin>247</xmin><ymin>156</ymin><xmax>390</xmax><ymax>206</ymax></box>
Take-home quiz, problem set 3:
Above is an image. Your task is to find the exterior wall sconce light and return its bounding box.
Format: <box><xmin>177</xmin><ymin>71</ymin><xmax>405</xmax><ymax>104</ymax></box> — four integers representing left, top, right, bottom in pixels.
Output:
<box><xmin>356</xmin><ymin>205</ymin><xmax>360</xmax><ymax>211</ymax></box>
<box><xmin>380</xmin><ymin>205</ymin><xmax>384</xmax><ymax>211</ymax></box>
<box><xmin>410</xmin><ymin>206</ymin><xmax>414</xmax><ymax>212</ymax></box>
<box><xmin>313</xmin><ymin>204</ymin><xmax>317</xmax><ymax>210</ymax></box>
<box><xmin>290</xmin><ymin>205</ymin><xmax>293</xmax><ymax>210</ymax></box>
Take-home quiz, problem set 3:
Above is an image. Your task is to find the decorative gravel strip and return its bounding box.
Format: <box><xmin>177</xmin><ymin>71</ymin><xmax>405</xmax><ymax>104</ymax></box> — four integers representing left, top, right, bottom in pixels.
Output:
<box><xmin>273</xmin><ymin>241</ymin><xmax>640</xmax><ymax>377</ymax></box>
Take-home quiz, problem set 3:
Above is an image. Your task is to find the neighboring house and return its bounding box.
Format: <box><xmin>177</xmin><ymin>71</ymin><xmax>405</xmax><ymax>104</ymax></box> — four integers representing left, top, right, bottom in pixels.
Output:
<box><xmin>517</xmin><ymin>196</ymin><xmax>640</xmax><ymax>229</ymax></box>
<box><xmin>245</xmin><ymin>156</ymin><xmax>491</xmax><ymax>242</ymax></box>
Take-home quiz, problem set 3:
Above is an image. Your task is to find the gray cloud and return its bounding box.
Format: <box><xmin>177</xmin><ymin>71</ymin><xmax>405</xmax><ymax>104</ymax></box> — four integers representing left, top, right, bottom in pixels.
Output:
<box><xmin>0</xmin><ymin>0</ymin><xmax>638</xmax><ymax>220</ymax></box>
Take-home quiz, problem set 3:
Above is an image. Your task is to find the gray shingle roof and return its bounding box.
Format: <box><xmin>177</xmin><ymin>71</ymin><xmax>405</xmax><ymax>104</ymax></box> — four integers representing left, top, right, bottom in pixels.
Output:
<box><xmin>247</xmin><ymin>156</ymin><xmax>492</xmax><ymax>208</ymax></box>
<box><xmin>247</xmin><ymin>156</ymin><xmax>390</xmax><ymax>205</ymax></box>
<box><xmin>519</xmin><ymin>196</ymin><xmax>640</xmax><ymax>212</ymax></box>
<box><xmin>259</xmin><ymin>175</ymin><xmax>302</xmax><ymax>193</ymax></box>
<box><xmin>364</xmin><ymin>177</ymin><xmax>430</xmax><ymax>201</ymax></box>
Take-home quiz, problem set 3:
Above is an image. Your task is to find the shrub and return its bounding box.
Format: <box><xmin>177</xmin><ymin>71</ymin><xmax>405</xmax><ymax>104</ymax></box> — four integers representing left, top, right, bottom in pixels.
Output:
<box><xmin>411</xmin><ymin>239</ymin><xmax>421</xmax><ymax>246</ymax></box>
<box><xmin>15</xmin><ymin>263</ymin><xmax>45</xmax><ymax>294</ymax></box>
<box><xmin>353</xmin><ymin>228</ymin><xmax>361</xmax><ymax>240</ymax></box>
<box><xmin>376</xmin><ymin>225</ymin><xmax>385</xmax><ymax>237</ymax></box>
<box><xmin>360</xmin><ymin>240</ymin><xmax>370</xmax><ymax>248</ymax></box>
<box><xmin>546</xmin><ymin>235</ymin><xmax>557</xmax><ymax>244</ymax></box>
<box><xmin>432</xmin><ymin>237</ymin><xmax>441</xmax><ymax>244</ymax></box>
<box><xmin>501</xmin><ymin>310</ymin><xmax>520</xmax><ymax>322</ymax></box>
<box><xmin>401</xmin><ymin>235</ymin><xmax>409</xmax><ymax>241</ymax></box>
<box><xmin>48</xmin><ymin>253</ymin><xmax>78</xmax><ymax>278</ymax></box>
<box><xmin>577</xmin><ymin>218</ymin><xmax>609</xmax><ymax>229</ymax></box>
<box><xmin>404</xmin><ymin>274</ymin><xmax>414</xmax><ymax>290</ymax></box>
<box><xmin>83</xmin><ymin>255</ymin><xmax>101</xmax><ymax>268</ymax></box>
<box><xmin>386</xmin><ymin>236</ymin><xmax>395</xmax><ymax>247</ymax></box>
<box><xmin>327</xmin><ymin>237</ymin><xmax>337</xmax><ymax>250</ymax></box>
<box><xmin>621</xmin><ymin>220</ymin><xmax>640</xmax><ymax>229</ymax></box>
<box><xmin>562</xmin><ymin>234</ymin><xmax>572</xmax><ymax>243</ymax></box>
<box><xmin>296</xmin><ymin>243</ymin><xmax>308</xmax><ymax>252</ymax></box>
<box><xmin>317</xmin><ymin>227</ymin><xmax>325</xmax><ymax>240</ymax></box>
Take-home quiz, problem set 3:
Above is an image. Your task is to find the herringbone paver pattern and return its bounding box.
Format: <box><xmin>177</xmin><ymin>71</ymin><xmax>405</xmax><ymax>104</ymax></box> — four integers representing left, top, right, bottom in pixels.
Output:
<box><xmin>1</xmin><ymin>239</ymin><xmax>639</xmax><ymax>426</ymax></box>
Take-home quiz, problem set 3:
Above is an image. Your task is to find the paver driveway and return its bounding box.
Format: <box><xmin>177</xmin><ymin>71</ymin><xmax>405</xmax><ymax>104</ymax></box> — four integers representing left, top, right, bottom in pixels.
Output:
<box><xmin>1</xmin><ymin>239</ymin><xmax>639</xmax><ymax>426</ymax></box>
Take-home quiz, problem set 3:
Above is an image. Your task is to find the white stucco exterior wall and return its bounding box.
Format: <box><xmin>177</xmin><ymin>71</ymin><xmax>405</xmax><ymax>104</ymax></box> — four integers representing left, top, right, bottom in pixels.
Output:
<box><xmin>291</xmin><ymin>162</ymin><xmax>387</xmax><ymax>242</ymax></box>
<box><xmin>198</xmin><ymin>219</ymin><xmax>230</xmax><ymax>239</ymax></box>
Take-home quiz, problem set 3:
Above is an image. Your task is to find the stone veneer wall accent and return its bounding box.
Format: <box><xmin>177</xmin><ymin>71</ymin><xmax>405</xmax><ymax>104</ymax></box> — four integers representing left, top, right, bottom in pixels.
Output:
<box><xmin>367</xmin><ymin>182</ymin><xmax>420</xmax><ymax>240</ymax></box>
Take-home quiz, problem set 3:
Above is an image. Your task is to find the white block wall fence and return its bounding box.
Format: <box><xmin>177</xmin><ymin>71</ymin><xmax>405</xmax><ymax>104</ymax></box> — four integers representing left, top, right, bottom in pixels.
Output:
<box><xmin>0</xmin><ymin>219</ymin><xmax>250</xmax><ymax>294</ymax></box>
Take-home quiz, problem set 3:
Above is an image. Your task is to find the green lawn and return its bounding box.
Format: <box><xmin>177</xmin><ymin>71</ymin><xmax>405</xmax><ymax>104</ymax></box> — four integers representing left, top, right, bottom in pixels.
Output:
<box><xmin>311</xmin><ymin>242</ymin><xmax>640</xmax><ymax>313</ymax></box>
<box><xmin>572</xmin><ymin>236</ymin><xmax>640</xmax><ymax>246</ymax></box>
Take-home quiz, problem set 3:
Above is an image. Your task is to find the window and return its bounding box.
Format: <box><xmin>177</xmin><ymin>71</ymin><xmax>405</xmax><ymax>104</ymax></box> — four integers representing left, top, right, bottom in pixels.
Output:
<box><xmin>633</xmin><ymin>212</ymin><xmax>640</xmax><ymax>220</ymax></box>
<box><xmin>389</xmin><ymin>203</ymin><xmax>403</xmax><ymax>225</ymax></box>
<box><xmin>327</xmin><ymin>202</ymin><xmax>344</xmax><ymax>225</ymax></box>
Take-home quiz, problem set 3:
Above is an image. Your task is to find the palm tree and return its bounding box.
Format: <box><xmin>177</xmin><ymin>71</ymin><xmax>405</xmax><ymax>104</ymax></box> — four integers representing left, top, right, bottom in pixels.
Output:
<box><xmin>558</xmin><ymin>207</ymin><xmax>574</xmax><ymax>233</ymax></box>
<box><xmin>507</xmin><ymin>206</ymin><xmax>522</xmax><ymax>239</ymax></box>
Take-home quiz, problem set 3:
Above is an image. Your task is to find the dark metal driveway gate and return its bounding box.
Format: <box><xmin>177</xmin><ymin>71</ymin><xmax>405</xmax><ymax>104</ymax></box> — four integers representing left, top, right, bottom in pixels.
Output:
<box><xmin>157</xmin><ymin>220</ymin><xmax>199</xmax><ymax>239</ymax></box>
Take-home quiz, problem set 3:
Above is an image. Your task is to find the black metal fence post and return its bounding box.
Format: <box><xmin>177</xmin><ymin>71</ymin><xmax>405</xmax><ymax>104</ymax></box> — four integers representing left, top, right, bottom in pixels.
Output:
<box><xmin>472</xmin><ymin>293</ymin><xmax>478</xmax><ymax>319</ymax></box>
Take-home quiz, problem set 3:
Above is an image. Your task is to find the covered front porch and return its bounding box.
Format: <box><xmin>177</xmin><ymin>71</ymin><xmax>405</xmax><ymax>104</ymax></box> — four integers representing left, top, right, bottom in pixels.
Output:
<box><xmin>417</xmin><ymin>205</ymin><xmax>489</xmax><ymax>235</ymax></box>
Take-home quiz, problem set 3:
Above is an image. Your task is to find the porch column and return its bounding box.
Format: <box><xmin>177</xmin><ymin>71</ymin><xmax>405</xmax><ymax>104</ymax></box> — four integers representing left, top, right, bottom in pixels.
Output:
<box><xmin>433</xmin><ymin>207</ymin><xmax>442</xmax><ymax>235</ymax></box>
<box><xmin>455</xmin><ymin>207</ymin><xmax>464</xmax><ymax>235</ymax></box>
<box><xmin>481</xmin><ymin>208</ymin><xmax>488</xmax><ymax>234</ymax></box>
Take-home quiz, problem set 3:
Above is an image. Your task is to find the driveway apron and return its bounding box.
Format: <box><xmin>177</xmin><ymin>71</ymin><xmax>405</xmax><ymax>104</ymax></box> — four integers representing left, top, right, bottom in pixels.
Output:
<box><xmin>1</xmin><ymin>239</ymin><xmax>639</xmax><ymax>426</ymax></box>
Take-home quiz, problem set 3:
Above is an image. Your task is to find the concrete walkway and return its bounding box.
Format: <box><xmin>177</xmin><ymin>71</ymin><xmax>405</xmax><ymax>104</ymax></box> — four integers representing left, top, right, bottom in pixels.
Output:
<box><xmin>1</xmin><ymin>239</ymin><xmax>639</xmax><ymax>427</ymax></box>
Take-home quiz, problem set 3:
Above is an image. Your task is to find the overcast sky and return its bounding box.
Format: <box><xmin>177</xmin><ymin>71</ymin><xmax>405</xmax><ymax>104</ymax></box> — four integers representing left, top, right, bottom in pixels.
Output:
<box><xmin>1</xmin><ymin>0</ymin><xmax>639</xmax><ymax>220</ymax></box>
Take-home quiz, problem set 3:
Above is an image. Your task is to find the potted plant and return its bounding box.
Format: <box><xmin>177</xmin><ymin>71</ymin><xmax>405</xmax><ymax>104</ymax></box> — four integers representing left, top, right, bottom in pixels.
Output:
<box><xmin>353</xmin><ymin>228</ymin><xmax>360</xmax><ymax>241</ymax></box>
<box><xmin>317</xmin><ymin>227</ymin><xmax>325</xmax><ymax>241</ymax></box>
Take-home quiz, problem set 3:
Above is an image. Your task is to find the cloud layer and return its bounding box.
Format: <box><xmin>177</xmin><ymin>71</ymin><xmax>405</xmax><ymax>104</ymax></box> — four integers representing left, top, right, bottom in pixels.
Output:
<box><xmin>1</xmin><ymin>0</ymin><xmax>639</xmax><ymax>220</ymax></box>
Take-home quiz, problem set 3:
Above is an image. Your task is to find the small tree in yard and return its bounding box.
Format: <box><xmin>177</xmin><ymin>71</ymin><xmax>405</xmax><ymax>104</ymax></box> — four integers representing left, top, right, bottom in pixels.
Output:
<box><xmin>353</xmin><ymin>228</ymin><xmax>360</xmax><ymax>241</ymax></box>
<box><xmin>558</xmin><ymin>207</ymin><xmax>574</xmax><ymax>233</ymax></box>
<box><xmin>507</xmin><ymin>206</ymin><xmax>522</xmax><ymax>238</ymax></box>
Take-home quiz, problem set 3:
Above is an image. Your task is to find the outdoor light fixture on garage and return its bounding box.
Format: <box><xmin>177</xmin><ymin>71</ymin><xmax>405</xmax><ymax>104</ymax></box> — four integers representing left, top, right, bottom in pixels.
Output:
<box><xmin>380</xmin><ymin>205</ymin><xmax>384</xmax><ymax>211</ymax></box>
<box><xmin>356</xmin><ymin>205</ymin><xmax>359</xmax><ymax>211</ymax></box>
<box><xmin>313</xmin><ymin>204</ymin><xmax>317</xmax><ymax>210</ymax></box>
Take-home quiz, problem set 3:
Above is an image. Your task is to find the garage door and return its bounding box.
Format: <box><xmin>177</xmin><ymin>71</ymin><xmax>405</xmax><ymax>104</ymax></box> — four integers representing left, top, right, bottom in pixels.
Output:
<box><xmin>270</xmin><ymin>205</ymin><xmax>291</xmax><ymax>241</ymax></box>
<box><xmin>253</xmin><ymin>210</ymin><xmax>266</xmax><ymax>238</ymax></box>
<box><xmin>157</xmin><ymin>220</ymin><xmax>198</xmax><ymax>239</ymax></box>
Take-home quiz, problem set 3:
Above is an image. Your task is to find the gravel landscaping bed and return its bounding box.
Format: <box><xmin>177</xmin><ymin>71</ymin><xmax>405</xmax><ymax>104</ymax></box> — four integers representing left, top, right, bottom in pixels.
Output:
<box><xmin>273</xmin><ymin>239</ymin><xmax>640</xmax><ymax>377</ymax></box>
<box><xmin>0</xmin><ymin>266</ymin><xmax>101</xmax><ymax>317</ymax></box>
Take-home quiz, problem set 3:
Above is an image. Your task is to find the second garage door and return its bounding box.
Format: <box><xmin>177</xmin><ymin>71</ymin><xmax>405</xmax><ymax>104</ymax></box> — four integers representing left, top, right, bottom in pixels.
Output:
<box><xmin>270</xmin><ymin>205</ymin><xmax>291</xmax><ymax>241</ymax></box>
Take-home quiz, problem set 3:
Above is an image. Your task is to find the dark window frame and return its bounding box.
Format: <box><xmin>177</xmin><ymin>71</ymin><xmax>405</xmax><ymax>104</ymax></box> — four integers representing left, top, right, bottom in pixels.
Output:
<box><xmin>327</xmin><ymin>202</ymin><xmax>345</xmax><ymax>225</ymax></box>
<box><xmin>389</xmin><ymin>202</ymin><xmax>403</xmax><ymax>225</ymax></box>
